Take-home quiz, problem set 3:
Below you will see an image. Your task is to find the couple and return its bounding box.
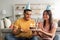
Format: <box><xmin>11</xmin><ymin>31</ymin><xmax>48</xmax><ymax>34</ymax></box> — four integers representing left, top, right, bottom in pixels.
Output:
<box><xmin>5</xmin><ymin>8</ymin><xmax>57</xmax><ymax>40</ymax></box>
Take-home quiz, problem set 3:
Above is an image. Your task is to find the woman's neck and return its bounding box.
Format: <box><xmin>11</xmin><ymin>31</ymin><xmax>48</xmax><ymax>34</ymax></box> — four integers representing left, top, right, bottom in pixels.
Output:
<box><xmin>46</xmin><ymin>20</ymin><xmax>49</xmax><ymax>23</ymax></box>
<box><xmin>45</xmin><ymin>20</ymin><xmax>50</xmax><ymax>26</ymax></box>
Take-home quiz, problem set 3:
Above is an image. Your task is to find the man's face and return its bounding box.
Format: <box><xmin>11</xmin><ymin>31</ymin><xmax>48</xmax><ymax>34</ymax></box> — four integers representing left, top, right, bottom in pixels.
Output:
<box><xmin>24</xmin><ymin>11</ymin><xmax>32</xmax><ymax>21</ymax></box>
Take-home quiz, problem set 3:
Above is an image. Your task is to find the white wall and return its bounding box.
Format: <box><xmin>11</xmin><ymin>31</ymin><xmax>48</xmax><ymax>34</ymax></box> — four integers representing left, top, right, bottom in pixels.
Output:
<box><xmin>0</xmin><ymin>0</ymin><xmax>55</xmax><ymax>21</ymax></box>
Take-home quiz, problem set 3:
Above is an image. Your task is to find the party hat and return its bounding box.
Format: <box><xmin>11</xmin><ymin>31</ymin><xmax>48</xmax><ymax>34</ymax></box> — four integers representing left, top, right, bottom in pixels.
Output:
<box><xmin>25</xmin><ymin>1</ymin><xmax>31</xmax><ymax>10</ymax></box>
<box><xmin>46</xmin><ymin>5</ymin><xmax>51</xmax><ymax>10</ymax></box>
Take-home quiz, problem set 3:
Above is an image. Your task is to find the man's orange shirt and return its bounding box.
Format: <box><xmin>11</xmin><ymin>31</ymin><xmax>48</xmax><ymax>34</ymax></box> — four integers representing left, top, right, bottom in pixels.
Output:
<box><xmin>13</xmin><ymin>18</ymin><xmax>35</xmax><ymax>38</ymax></box>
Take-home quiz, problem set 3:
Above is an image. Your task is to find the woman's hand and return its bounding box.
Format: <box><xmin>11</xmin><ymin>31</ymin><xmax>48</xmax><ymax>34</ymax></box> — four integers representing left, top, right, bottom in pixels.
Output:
<box><xmin>32</xmin><ymin>31</ymin><xmax>38</xmax><ymax>36</ymax></box>
<box><xmin>38</xmin><ymin>22</ymin><xmax>44</xmax><ymax>30</ymax></box>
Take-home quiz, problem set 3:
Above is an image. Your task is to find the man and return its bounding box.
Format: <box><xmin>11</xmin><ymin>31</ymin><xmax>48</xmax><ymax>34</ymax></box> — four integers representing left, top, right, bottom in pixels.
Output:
<box><xmin>5</xmin><ymin>2</ymin><xmax>39</xmax><ymax>40</ymax></box>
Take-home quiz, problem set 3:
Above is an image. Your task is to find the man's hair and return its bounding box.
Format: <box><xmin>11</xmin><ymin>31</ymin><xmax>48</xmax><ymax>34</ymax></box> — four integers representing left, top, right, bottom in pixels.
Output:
<box><xmin>24</xmin><ymin>9</ymin><xmax>32</xmax><ymax>13</ymax></box>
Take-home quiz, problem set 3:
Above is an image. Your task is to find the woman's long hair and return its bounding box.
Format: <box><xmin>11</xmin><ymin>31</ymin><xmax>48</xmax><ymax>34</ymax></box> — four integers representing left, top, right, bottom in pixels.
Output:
<box><xmin>43</xmin><ymin>10</ymin><xmax>52</xmax><ymax>31</ymax></box>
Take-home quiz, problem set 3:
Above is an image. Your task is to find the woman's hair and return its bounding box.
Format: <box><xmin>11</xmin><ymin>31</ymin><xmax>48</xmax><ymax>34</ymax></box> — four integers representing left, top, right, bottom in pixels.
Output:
<box><xmin>43</xmin><ymin>10</ymin><xmax>52</xmax><ymax>31</ymax></box>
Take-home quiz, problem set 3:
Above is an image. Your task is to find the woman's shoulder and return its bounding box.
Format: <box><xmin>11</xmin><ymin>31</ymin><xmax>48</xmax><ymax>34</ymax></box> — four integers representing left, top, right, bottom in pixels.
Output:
<box><xmin>52</xmin><ymin>22</ymin><xmax>58</xmax><ymax>28</ymax></box>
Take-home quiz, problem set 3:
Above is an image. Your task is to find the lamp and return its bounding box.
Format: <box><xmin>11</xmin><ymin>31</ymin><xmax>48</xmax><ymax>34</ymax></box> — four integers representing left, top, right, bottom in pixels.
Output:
<box><xmin>1</xmin><ymin>10</ymin><xmax>6</xmax><ymax>18</ymax></box>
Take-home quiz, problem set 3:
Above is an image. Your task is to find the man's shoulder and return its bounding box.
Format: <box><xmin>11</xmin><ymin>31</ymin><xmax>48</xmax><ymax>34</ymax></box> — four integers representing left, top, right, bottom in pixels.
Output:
<box><xmin>14</xmin><ymin>18</ymin><xmax>23</xmax><ymax>22</ymax></box>
<box><xmin>17</xmin><ymin>18</ymin><xmax>23</xmax><ymax>20</ymax></box>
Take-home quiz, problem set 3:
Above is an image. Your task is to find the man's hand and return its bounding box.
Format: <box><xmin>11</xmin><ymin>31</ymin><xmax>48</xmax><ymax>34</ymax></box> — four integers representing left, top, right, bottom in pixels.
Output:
<box><xmin>12</xmin><ymin>25</ymin><xmax>27</xmax><ymax>35</ymax></box>
<box><xmin>12</xmin><ymin>28</ymin><xmax>27</xmax><ymax>35</ymax></box>
<box><xmin>12</xmin><ymin>27</ymin><xmax>21</xmax><ymax>35</ymax></box>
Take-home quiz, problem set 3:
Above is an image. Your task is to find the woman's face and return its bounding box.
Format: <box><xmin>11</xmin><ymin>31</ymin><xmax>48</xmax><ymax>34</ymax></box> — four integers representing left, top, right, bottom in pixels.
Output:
<box><xmin>43</xmin><ymin>12</ymin><xmax>49</xmax><ymax>20</ymax></box>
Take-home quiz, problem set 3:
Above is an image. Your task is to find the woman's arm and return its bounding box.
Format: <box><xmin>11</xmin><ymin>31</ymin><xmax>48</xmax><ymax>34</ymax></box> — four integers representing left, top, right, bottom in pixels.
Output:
<box><xmin>37</xmin><ymin>26</ymin><xmax>57</xmax><ymax>38</ymax></box>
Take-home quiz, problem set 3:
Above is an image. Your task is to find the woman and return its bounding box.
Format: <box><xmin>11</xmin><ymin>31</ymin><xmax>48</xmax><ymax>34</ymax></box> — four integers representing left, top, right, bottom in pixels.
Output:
<box><xmin>37</xmin><ymin>10</ymin><xmax>57</xmax><ymax>40</ymax></box>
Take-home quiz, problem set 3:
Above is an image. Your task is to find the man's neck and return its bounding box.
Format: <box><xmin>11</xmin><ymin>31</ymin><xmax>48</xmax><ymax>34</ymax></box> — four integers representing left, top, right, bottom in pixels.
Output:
<box><xmin>23</xmin><ymin>17</ymin><xmax>30</xmax><ymax>21</ymax></box>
